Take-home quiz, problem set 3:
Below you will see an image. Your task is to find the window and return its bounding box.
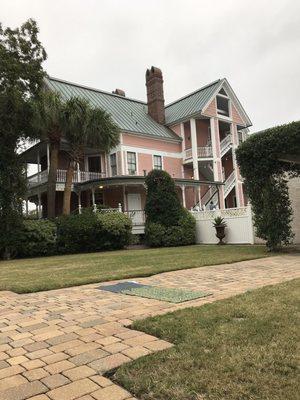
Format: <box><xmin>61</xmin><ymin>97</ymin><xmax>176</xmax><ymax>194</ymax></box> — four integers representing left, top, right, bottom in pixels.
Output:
<box><xmin>153</xmin><ymin>155</ymin><xmax>162</xmax><ymax>170</ymax></box>
<box><xmin>219</xmin><ymin>88</ymin><xmax>227</xmax><ymax>96</ymax></box>
<box><xmin>216</xmin><ymin>95</ymin><xmax>230</xmax><ymax>117</ymax></box>
<box><xmin>127</xmin><ymin>152</ymin><xmax>136</xmax><ymax>175</ymax></box>
<box><xmin>110</xmin><ymin>153</ymin><xmax>117</xmax><ymax>176</ymax></box>
<box><xmin>88</xmin><ymin>156</ymin><xmax>101</xmax><ymax>173</ymax></box>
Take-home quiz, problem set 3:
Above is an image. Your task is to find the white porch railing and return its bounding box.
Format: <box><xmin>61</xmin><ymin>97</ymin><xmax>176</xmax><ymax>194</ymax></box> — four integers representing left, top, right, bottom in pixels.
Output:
<box><xmin>220</xmin><ymin>135</ymin><xmax>232</xmax><ymax>157</ymax></box>
<box><xmin>27</xmin><ymin>170</ymin><xmax>48</xmax><ymax>187</ymax></box>
<box><xmin>184</xmin><ymin>146</ymin><xmax>213</xmax><ymax>160</ymax></box>
<box><xmin>123</xmin><ymin>210</ymin><xmax>146</xmax><ymax>226</ymax></box>
<box><xmin>28</xmin><ymin>169</ymin><xmax>105</xmax><ymax>187</ymax></box>
<box><xmin>224</xmin><ymin>170</ymin><xmax>236</xmax><ymax>197</ymax></box>
<box><xmin>57</xmin><ymin>169</ymin><xmax>105</xmax><ymax>183</ymax></box>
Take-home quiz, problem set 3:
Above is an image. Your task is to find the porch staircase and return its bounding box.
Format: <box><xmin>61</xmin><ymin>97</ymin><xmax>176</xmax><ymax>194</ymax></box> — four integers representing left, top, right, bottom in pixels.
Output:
<box><xmin>224</xmin><ymin>170</ymin><xmax>236</xmax><ymax>198</ymax></box>
<box><xmin>220</xmin><ymin>135</ymin><xmax>232</xmax><ymax>157</ymax></box>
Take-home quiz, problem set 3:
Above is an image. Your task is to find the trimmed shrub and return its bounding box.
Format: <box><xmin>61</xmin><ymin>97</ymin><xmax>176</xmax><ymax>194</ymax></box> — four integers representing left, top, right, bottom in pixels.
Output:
<box><xmin>145</xmin><ymin>169</ymin><xmax>183</xmax><ymax>226</ymax></box>
<box><xmin>99</xmin><ymin>212</ymin><xmax>133</xmax><ymax>250</ymax></box>
<box><xmin>145</xmin><ymin>222</ymin><xmax>165</xmax><ymax>247</ymax></box>
<box><xmin>56</xmin><ymin>211</ymin><xmax>132</xmax><ymax>254</ymax></box>
<box><xmin>144</xmin><ymin>170</ymin><xmax>196</xmax><ymax>247</ymax></box>
<box><xmin>17</xmin><ymin>219</ymin><xmax>57</xmax><ymax>257</ymax></box>
<box><xmin>145</xmin><ymin>209</ymin><xmax>196</xmax><ymax>247</ymax></box>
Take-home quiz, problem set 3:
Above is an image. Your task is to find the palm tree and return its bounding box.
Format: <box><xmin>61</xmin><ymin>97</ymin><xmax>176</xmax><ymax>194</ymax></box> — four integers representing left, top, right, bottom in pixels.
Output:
<box><xmin>62</xmin><ymin>97</ymin><xmax>120</xmax><ymax>215</ymax></box>
<box><xmin>32</xmin><ymin>91</ymin><xmax>66</xmax><ymax>219</ymax></box>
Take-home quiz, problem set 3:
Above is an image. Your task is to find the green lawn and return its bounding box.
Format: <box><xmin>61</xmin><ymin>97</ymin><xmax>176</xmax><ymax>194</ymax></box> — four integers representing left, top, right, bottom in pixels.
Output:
<box><xmin>115</xmin><ymin>279</ymin><xmax>299</xmax><ymax>400</ymax></box>
<box><xmin>0</xmin><ymin>245</ymin><xmax>268</xmax><ymax>293</ymax></box>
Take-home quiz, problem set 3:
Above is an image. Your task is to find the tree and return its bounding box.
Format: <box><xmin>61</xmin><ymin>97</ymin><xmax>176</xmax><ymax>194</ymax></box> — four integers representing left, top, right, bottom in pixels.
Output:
<box><xmin>62</xmin><ymin>97</ymin><xmax>120</xmax><ymax>215</ymax></box>
<box><xmin>0</xmin><ymin>19</ymin><xmax>46</xmax><ymax>259</ymax></box>
<box><xmin>31</xmin><ymin>91</ymin><xmax>66</xmax><ymax>219</ymax></box>
<box><xmin>236</xmin><ymin>121</ymin><xmax>300</xmax><ymax>251</ymax></box>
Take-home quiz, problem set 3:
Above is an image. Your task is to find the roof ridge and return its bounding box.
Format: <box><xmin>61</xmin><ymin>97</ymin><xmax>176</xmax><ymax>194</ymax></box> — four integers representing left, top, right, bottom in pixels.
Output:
<box><xmin>46</xmin><ymin>76</ymin><xmax>147</xmax><ymax>105</ymax></box>
<box><xmin>165</xmin><ymin>79</ymin><xmax>222</xmax><ymax>108</ymax></box>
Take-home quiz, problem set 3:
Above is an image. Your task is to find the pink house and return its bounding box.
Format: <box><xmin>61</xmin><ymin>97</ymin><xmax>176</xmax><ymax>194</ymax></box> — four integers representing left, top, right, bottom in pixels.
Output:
<box><xmin>22</xmin><ymin>66</ymin><xmax>252</xmax><ymax>224</ymax></box>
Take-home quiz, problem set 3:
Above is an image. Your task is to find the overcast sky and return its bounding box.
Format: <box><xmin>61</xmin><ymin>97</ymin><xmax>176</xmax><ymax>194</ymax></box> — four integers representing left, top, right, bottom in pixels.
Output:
<box><xmin>2</xmin><ymin>0</ymin><xmax>300</xmax><ymax>132</ymax></box>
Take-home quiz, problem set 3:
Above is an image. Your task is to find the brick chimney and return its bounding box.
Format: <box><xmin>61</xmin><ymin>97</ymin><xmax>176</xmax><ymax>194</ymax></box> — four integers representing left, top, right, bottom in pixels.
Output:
<box><xmin>112</xmin><ymin>88</ymin><xmax>125</xmax><ymax>96</ymax></box>
<box><xmin>145</xmin><ymin>66</ymin><xmax>165</xmax><ymax>124</ymax></box>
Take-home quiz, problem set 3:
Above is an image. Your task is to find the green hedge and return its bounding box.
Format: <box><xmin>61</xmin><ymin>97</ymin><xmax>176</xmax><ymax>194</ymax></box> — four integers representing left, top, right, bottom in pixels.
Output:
<box><xmin>145</xmin><ymin>209</ymin><xmax>196</xmax><ymax>247</ymax></box>
<box><xmin>56</xmin><ymin>211</ymin><xmax>132</xmax><ymax>254</ymax></box>
<box><xmin>17</xmin><ymin>219</ymin><xmax>57</xmax><ymax>258</ymax></box>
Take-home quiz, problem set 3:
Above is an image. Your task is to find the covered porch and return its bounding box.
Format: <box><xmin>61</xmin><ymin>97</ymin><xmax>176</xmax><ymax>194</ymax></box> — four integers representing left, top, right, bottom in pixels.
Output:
<box><xmin>76</xmin><ymin>176</ymin><xmax>224</xmax><ymax>233</ymax></box>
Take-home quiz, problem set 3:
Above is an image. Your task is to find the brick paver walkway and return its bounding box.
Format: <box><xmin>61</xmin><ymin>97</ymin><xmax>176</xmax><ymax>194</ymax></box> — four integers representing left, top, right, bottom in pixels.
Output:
<box><xmin>0</xmin><ymin>254</ymin><xmax>299</xmax><ymax>400</ymax></box>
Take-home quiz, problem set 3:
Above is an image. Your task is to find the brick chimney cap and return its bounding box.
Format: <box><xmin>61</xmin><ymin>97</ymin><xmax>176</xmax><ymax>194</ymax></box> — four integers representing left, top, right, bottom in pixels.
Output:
<box><xmin>146</xmin><ymin>66</ymin><xmax>162</xmax><ymax>79</ymax></box>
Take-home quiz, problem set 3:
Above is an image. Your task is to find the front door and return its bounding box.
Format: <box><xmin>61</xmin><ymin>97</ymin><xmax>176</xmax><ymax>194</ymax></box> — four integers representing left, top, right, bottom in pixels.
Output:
<box><xmin>127</xmin><ymin>193</ymin><xmax>143</xmax><ymax>225</ymax></box>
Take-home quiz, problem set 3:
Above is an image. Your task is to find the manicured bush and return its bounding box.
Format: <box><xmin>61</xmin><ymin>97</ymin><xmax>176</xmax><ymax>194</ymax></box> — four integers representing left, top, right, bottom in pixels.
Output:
<box><xmin>145</xmin><ymin>169</ymin><xmax>183</xmax><ymax>226</ymax></box>
<box><xmin>145</xmin><ymin>208</ymin><xmax>196</xmax><ymax>247</ymax></box>
<box><xmin>165</xmin><ymin>209</ymin><xmax>196</xmax><ymax>247</ymax></box>
<box><xmin>99</xmin><ymin>212</ymin><xmax>133</xmax><ymax>250</ymax></box>
<box><xmin>56</xmin><ymin>211</ymin><xmax>132</xmax><ymax>254</ymax></box>
<box><xmin>145</xmin><ymin>170</ymin><xmax>196</xmax><ymax>247</ymax></box>
<box><xmin>17</xmin><ymin>219</ymin><xmax>57</xmax><ymax>258</ymax></box>
<box><xmin>145</xmin><ymin>222</ymin><xmax>165</xmax><ymax>247</ymax></box>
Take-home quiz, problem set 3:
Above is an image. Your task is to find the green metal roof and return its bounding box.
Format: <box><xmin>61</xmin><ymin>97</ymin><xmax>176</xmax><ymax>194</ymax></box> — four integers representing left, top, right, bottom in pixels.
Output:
<box><xmin>45</xmin><ymin>77</ymin><xmax>180</xmax><ymax>141</ymax></box>
<box><xmin>165</xmin><ymin>79</ymin><xmax>222</xmax><ymax>125</ymax></box>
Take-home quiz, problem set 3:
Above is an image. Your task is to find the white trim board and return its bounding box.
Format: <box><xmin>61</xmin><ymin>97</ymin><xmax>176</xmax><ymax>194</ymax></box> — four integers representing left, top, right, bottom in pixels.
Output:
<box><xmin>121</xmin><ymin>145</ymin><xmax>183</xmax><ymax>159</ymax></box>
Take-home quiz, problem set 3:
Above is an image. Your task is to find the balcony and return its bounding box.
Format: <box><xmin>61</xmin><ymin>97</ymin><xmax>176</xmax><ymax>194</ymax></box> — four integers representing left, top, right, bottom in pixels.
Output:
<box><xmin>184</xmin><ymin>146</ymin><xmax>213</xmax><ymax>161</ymax></box>
<box><xmin>28</xmin><ymin>169</ymin><xmax>105</xmax><ymax>188</ymax></box>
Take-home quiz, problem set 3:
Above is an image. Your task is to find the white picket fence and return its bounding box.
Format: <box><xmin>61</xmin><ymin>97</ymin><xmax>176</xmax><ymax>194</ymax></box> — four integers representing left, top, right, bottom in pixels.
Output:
<box><xmin>191</xmin><ymin>205</ymin><xmax>255</xmax><ymax>244</ymax></box>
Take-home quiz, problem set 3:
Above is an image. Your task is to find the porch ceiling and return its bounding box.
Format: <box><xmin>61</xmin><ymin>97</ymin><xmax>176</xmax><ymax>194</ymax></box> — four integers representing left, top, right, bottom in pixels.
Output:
<box><xmin>77</xmin><ymin>175</ymin><xmax>224</xmax><ymax>191</ymax></box>
<box><xmin>20</xmin><ymin>139</ymin><xmax>103</xmax><ymax>163</ymax></box>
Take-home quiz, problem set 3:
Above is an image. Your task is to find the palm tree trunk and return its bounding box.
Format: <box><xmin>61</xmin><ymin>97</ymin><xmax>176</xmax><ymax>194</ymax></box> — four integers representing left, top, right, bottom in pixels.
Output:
<box><xmin>62</xmin><ymin>160</ymin><xmax>75</xmax><ymax>215</ymax></box>
<box><xmin>47</xmin><ymin>142</ymin><xmax>59</xmax><ymax>219</ymax></box>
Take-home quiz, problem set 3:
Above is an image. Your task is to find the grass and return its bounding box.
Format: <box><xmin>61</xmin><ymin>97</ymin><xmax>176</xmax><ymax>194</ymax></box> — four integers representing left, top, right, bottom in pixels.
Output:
<box><xmin>0</xmin><ymin>245</ymin><xmax>269</xmax><ymax>293</ymax></box>
<box><xmin>115</xmin><ymin>279</ymin><xmax>300</xmax><ymax>400</ymax></box>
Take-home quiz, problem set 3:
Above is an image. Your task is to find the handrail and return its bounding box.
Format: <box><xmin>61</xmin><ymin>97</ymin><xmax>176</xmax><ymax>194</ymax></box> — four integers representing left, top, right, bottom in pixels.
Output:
<box><xmin>224</xmin><ymin>170</ymin><xmax>236</xmax><ymax>195</ymax></box>
<box><xmin>184</xmin><ymin>146</ymin><xmax>213</xmax><ymax>160</ymax></box>
<box><xmin>220</xmin><ymin>135</ymin><xmax>232</xmax><ymax>156</ymax></box>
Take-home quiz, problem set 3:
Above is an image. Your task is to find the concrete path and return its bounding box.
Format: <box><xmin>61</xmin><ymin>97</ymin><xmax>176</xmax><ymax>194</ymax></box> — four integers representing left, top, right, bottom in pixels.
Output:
<box><xmin>0</xmin><ymin>254</ymin><xmax>299</xmax><ymax>400</ymax></box>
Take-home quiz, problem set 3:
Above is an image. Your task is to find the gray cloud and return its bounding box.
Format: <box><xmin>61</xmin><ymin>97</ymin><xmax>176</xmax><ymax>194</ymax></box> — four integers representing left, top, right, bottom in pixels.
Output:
<box><xmin>2</xmin><ymin>0</ymin><xmax>300</xmax><ymax>131</ymax></box>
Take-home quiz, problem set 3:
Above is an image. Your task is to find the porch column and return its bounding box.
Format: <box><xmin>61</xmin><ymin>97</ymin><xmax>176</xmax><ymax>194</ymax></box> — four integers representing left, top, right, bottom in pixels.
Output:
<box><xmin>122</xmin><ymin>186</ymin><xmax>127</xmax><ymax>211</ymax></box>
<box><xmin>190</xmin><ymin>119</ymin><xmax>199</xmax><ymax>180</ymax></box>
<box><xmin>197</xmin><ymin>187</ymin><xmax>202</xmax><ymax>208</ymax></box>
<box><xmin>78</xmin><ymin>191</ymin><xmax>82</xmax><ymax>214</ymax></box>
<box><xmin>37</xmin><ymin>150</ymin><xmax>41</xmax><ymax>182</ymax></box>
<box><xmin>231</xmin><ymin>123</ymin><xmax>244</xmax><ymax>207</ymax></box>
<box><xmin>46</xmin><ymin>143</ymin><xmax>50</xmax><ymax>172</ymax></box>
<box><xmin>37</xmin><ymin>192</ymin><xmax>42</xmax><ymax>219</ymax></box>
<box><xmin>210</xmin><ymin>118</ymin><xmax>225</xmax><ymax>209</ymax></box>
<box><xmin>25</xmin><ymin>197</ymin><xmax>29</xmax><ymax>216</ymax></box>
<box><xmin>180</xmin><ymin>123</ymin><xmax>185</xmax><ymax>178</ymax></box>
<box><xmin>91</xmin><ymin>188</ymin><xmax>97</xmax><ymax>212</ymax></box>
<box><xmin>77</xmin><ymin>163</ymin><xmax>81</xmax><ymax>182</ymax></box>
<box><xmin>181</xmin><ymin>185</ymin><xmax>186</xmax><ymax>208</ymax></box>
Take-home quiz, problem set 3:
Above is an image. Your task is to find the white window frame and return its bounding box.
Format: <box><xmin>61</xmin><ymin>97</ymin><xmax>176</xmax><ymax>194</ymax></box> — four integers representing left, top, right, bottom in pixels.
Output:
<box><xmin>110</xmin><ymin>153</ymin><xmax>117</xmax><ymax>176</ymax></box>
<box><xmin>152</xmin><ymin>154</ymin><xmax>163</xmax><ymax>170</ymax></box>
<box><xmin>216</xmin><ymin>94</ymin><xmax>231</xmax><ymax>118</ymax></box>
<box><xmin>86</xmin><ymin>155</ymin><xmax>102</xmax><ymax>173</ymax></box>
<box><xmin>127</xmin><ymin>151</ymin><xmax>138</xmax><ymax>175</ymax></box>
